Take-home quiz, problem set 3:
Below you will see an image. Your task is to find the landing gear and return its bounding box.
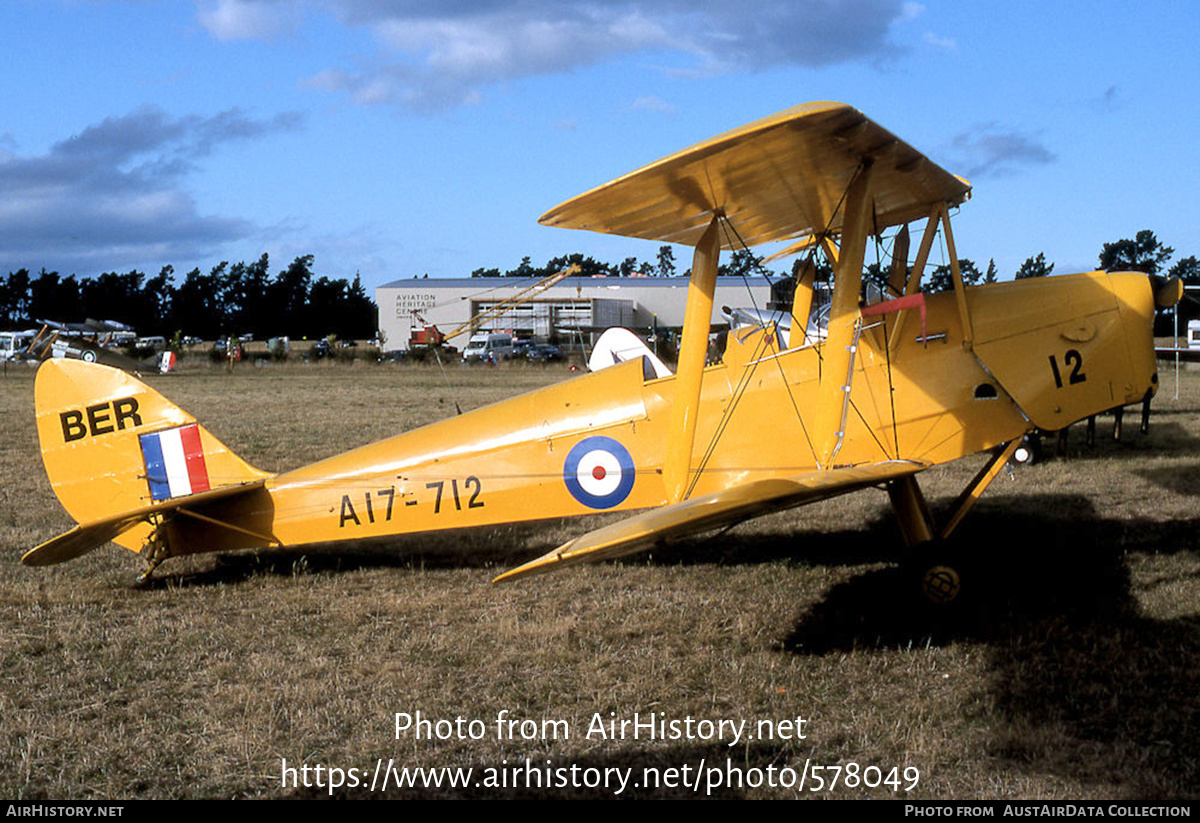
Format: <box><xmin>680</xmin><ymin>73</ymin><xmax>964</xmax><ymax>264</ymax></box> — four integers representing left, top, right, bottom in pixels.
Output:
<box><xmin>903</xmin><ymin>540</ymin><xmax>966</xmax><ymax>607</ymax></box>
<box><xmin>920</xmin><ymin>563</ymin><xmax>961</xmax><ymax>605</ymax></box>
<box><xmin>136</xmin><ymin>523</ymin><xmax>172</xmax><ymax>584</ymax></box>
<box><xmin>888</xmin><ymin>439</ymin><xmax>1020</xmax><ymax>607</ymax></box>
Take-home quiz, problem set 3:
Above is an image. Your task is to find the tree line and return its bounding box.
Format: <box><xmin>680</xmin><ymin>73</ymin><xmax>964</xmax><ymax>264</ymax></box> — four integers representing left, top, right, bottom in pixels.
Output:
<box><xmin>3</xmin><ymin>230</ymin><xmax>1194</xmax><ymax>339</ymax></box>
<box><xmin>0</xmin><ymin>254</ymin><xmax>376</xmax><ymax>341</ymax></box>
<box><xmin>922</xmin><ymin>230</ymin><xmax>1198</xmax><ymax>292</ymax></box>
<box><xmin>469</xmin><ymin>231</ymin><xmax>1199</xmax><ymax>292</ymax></box>
<box><xmin>468</xmin><ymin>246</ymin><xmax>766</xmax><ymax>279</ymax></box>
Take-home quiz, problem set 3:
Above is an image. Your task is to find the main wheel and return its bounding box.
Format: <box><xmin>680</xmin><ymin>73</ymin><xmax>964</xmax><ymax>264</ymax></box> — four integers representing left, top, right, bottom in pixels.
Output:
<box><xmin>920</xmin><ymin>564</ymin><xmax>961</xmax><ymax>605</ymax></box>
<box><xmin>906</xmin><ymin>542</ymin><xmax>966</xmax><ymax>607</ymax></box>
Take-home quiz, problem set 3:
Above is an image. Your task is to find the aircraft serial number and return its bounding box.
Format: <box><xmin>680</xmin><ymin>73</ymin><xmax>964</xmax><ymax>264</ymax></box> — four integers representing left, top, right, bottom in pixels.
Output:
<box><xmin>338</xmin><ymin>477</ymin><xmax>484</xmax><ymax>528</ymax></box>
<box><xmin>1048</xmin><ymin>349</ymin><xmax>1086</xmax><ymax>389</ymax></box>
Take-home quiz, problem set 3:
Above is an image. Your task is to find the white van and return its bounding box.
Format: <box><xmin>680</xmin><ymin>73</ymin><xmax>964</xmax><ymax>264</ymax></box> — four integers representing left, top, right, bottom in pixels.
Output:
<box><xmin>0</xmin><ymin>330</ymin><xmax>34</xmax><ymax>361</ymax></box>
<box><xmin>462</xmin><ymin>332</ymin><xmax>515</xmax><ymax>363</ymax></box>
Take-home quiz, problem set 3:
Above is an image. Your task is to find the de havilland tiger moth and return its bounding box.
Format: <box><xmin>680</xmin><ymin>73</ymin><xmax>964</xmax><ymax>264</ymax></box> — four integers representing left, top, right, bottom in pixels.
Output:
<box><xmin>21</xmin><ymin>102</ymin><xmax>1181</xmax><ymax>602</ymax></box>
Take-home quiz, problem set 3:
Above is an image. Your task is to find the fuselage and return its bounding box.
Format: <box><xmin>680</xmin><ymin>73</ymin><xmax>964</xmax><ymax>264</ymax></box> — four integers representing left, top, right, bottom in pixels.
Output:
<box><xmin>177</xmin><ymin>270</ymin><xmax>1156</xmax><ymax>557</ymax></box>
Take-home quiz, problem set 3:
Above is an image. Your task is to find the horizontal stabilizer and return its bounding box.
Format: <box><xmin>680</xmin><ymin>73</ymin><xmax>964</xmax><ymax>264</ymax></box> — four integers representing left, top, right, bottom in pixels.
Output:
<box><xmin>21</xmin><ymin>479</ymin><xmax>266</xmax><ymax>566</ymax></box>
<box><xmin>494</xmin><ymin>460</ymin><xmax>925</xmax><ymax>582</ymax></box>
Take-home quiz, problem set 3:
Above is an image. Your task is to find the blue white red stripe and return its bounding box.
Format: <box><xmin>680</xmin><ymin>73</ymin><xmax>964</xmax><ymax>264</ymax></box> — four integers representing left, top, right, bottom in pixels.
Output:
<box><xmin>140</xmin><ymin>424</ymin><xmax>211</xmax><ymax>501</ymax></box>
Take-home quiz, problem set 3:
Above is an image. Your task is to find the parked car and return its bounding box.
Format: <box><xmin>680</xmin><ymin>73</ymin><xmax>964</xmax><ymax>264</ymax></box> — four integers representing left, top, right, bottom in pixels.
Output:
<box><xmin>526</xmin><ymin>343</ymin><xmax>563</xmax><ymax>363</ymax></box>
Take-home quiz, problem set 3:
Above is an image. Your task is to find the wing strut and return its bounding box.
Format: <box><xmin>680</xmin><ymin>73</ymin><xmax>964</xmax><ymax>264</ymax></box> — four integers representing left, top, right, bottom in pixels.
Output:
<box><xmin>788</xmin><ymin>258</ymin><xmax>817</xmax><ymax>349</ymax></box>
<box><xmin>888</xmin><ymin>206</ymin><xmax>940</xmax><ymax>351</ymax></box>
<box><xmin>664</xmin><ymin>216</ymin><xmax>721</xmax><ymax>503</ymax></box>
<box><xmin>813</xmin><ymin>163</ymin><xmax>874</xmax><ymax>467</ymax></box>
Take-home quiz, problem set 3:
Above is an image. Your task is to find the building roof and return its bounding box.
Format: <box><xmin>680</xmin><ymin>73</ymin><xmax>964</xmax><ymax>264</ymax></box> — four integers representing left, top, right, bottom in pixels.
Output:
<box><xmin>378</xmin><ymin>275</ymin><xmax>774</xmax><ymax>290</ymax></box>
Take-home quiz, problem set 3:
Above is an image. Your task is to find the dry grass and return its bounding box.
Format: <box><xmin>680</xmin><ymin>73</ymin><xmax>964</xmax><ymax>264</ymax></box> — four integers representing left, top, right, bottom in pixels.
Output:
<box><xmin>1</xmin><ymin>358</ymin><xmax>1198</xmax><ymax>799</ymax></box>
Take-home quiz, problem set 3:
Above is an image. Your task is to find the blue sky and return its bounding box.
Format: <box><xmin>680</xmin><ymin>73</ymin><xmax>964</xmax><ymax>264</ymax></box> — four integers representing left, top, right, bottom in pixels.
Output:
<box><xmin>1</xmin><ymin>1</ymin><xmax>1198</xmax><ymax>293</ymax></box>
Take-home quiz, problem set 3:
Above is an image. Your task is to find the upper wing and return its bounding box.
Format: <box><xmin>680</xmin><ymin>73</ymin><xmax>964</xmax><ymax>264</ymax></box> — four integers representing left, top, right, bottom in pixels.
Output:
<box><xmin>539</xmin><ymin>101</ymin><xmax>970</xmax><ymax>250</ymax></box>
<box><xmin>494</xmin><ymin>460</ymin><xmax>925</xmax><ymax>582</ymax></box>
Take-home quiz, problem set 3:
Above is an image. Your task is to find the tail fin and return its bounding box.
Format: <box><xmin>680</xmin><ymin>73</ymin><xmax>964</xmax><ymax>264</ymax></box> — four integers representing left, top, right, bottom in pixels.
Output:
<box><xmin>29</xmin><ymin>359</ymin><xmax>269</xmax><ymax>563</ymax></box>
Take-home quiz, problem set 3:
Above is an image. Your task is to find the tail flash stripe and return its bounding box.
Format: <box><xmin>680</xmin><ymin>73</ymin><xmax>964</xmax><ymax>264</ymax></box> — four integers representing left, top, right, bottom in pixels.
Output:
<box><xmin>178</xmin><ymin>424</ymin><xmax>211</xmax><ymax>494</ymax></box>
<box><xmin>160</xmin><ymin>427</ymin><xmax>190</xmax><ymax>498</ymax></box>
<box><xmin>140</xmin><ymin>432</ymin><xmax>171</xmax><ymax>502</ymax></box>
<box><xmin>140</xmin><ymin>424</ymin><xmax>210</xmax><ymax>502</ymax></box>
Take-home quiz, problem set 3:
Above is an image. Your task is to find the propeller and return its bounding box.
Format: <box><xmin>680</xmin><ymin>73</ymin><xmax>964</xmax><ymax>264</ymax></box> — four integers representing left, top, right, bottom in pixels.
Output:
<box><xmin>1151</xmin><ymin>274</ymin><xmax>1185</xmax><ymax>309</ymax></box>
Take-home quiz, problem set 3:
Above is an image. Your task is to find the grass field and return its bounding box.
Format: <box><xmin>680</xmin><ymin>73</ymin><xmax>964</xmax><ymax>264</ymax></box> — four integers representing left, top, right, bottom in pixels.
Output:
<box><xmin>1</xmin><ymin>358</ymin><xmax>1198</xmax><ymax>799</ymax></box>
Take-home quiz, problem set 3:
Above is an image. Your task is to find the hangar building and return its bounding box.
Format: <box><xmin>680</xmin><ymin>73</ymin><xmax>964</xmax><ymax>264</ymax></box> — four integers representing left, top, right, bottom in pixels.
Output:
<box><xmin>375</xmin><ymin>276</ymin><xmax>777</xmax><ymax>351</ymax></box>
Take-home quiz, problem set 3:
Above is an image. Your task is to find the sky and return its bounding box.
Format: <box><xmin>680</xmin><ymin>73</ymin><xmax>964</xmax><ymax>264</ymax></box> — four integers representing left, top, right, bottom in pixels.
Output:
<box><xmin>1</xmin><ymin>0</ymin><xmax>1198</xmax><ymax>295</ymax></box>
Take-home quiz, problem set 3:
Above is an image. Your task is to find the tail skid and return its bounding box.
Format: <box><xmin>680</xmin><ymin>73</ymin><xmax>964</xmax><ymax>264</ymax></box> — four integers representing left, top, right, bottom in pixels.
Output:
<box><xmin>26</xmin><ymin>359</ymin><xmax>272</xmax><ymax>569</ymax></box>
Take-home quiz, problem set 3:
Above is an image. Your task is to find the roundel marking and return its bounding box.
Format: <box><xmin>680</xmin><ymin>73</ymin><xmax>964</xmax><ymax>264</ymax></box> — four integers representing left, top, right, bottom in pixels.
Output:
<box><xmin>563</xmin><ymin>436</ymin><xmax>636</xmax><ymax>509</ymax></box>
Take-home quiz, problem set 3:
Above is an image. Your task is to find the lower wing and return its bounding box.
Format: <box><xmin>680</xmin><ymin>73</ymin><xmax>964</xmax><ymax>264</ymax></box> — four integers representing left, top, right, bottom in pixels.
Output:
<box><xmin>494</xmin><ymin>460</ymin><xmax>926</xmax><ymax>582</ymax></box>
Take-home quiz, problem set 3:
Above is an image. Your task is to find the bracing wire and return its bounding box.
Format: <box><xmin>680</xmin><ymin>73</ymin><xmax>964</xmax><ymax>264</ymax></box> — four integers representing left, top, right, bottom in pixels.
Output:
<box><xmin>683</xmin><ymin>167</ymin><xmax>869</xmax><ymax>493</ymax></box>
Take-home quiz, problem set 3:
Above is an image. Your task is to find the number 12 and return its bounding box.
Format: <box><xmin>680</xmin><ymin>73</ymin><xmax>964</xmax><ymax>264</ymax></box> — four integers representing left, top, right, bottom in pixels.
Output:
<box><xmin>1049</xmin><ymin>349</ymin><xmax>1086</xmax><ymax>388</ymax></box>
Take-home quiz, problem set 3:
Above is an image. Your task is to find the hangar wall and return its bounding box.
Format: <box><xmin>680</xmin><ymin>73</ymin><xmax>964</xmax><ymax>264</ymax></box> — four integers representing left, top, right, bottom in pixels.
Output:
<box><xmin>375</xmin><ymin>276</ymin><xmax>774</xmax><ymax>351</ymax></box>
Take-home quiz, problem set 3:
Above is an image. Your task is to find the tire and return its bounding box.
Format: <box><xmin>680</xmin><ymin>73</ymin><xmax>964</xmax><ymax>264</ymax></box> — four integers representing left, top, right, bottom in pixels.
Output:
<box><xmin>920</xmin><ymin>563</ymin><xmax>962</xmax><ymax>605</ymax></box>
<box><xmin>906</xmin><ymin>541</ymin><xmax>965</xmax><ymax>607</ymax></box>
<box><xmin>80</xmin><ymin>349</ymin><xmax>97</xmax><ymax>363</ymax></box>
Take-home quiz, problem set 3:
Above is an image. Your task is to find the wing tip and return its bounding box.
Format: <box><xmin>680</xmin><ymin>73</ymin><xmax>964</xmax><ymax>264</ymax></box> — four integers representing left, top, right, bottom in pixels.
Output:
<box><xmin>492</xmin><ymin>552</ymin><xmax>562</xmax><ymax>584</ymax></box>
<box><xmin>21</xmin><ymin>526</ymin><xmax>108</xmax><ymax>567</ymax></box>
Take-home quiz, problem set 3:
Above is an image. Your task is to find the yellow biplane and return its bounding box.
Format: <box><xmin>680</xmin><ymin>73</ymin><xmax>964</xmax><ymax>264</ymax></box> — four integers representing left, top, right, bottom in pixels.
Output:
<box><xmin>22</xmin><ymin>102</ymin><xmax>1180</xmax><ymax>602</ymax></box>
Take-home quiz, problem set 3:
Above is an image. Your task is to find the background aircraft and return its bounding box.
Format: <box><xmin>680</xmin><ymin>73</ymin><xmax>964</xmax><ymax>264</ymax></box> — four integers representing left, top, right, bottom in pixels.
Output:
<box><xmin>22</xmin><ymin>102</ymin><xmax>1179</xmax><ymax>604</ymax></box>
<box><xmin>15</xmin><ymin>319</ymin><xmax>145</xmax><ymax>372</ymax></box>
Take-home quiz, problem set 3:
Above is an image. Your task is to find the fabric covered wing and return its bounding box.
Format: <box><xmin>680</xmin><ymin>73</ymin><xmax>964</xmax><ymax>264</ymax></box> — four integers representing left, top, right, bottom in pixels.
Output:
<box><xmin>494</xmin><ymin>460</ymin><xmax>926</xmax><ymax>582</ymax></box>
<box><xmin>539</xmin><ymin>102</ymin><xmax>969</xmax><ymax>249</ymax></box>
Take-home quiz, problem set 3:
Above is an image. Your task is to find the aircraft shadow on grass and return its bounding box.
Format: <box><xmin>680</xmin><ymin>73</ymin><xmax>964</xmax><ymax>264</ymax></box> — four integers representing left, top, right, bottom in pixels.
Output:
<box><xmin>1134</xmin><ymin>458</ymin><xmax>1200</xmax><ymax>498</ymax></box>
<box><xmin>138</xmin><ymin>521</ymin><xmax>561</xmax><ymax>588</ymax></box>
<box><xmin>782</xmin><ymin>495</ymin><xmax>1200</xmax><ymax>800</ymax></box>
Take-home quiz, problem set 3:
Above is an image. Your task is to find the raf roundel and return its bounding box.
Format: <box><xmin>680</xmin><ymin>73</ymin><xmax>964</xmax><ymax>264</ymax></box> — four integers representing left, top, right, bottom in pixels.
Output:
<box><xmin>563</xmin><ymin>436</ymin><xmax>636</xmax><ymax>510</ymax></box>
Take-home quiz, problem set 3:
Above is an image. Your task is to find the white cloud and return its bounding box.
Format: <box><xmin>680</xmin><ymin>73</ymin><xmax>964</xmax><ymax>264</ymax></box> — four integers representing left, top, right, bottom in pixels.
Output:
<box><xmin>922</xmin><ymin>31</ymin><xmax>956</xmax><ymax>51</ymax></box>
<box><xmin>196</xmin><ymin>1</ymin><xmax>913</xmax><ymax>112</ymax></box>
<box><xmin>196</xmin><ymin>0</ymin><xmax>302</xmax><ymax>41</ymax></box>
